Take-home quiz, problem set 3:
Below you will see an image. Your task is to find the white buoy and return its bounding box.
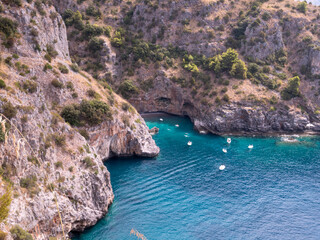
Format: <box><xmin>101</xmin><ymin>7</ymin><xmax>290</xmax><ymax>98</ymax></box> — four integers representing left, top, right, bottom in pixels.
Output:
<box><xmin>160</xmin><ymin>118</ymin><xmax>163</xmax><ymax>121</ymax></box>
<box><xmin>227</xmin><ymin>138</ymin><xmax>231</xmax><ymax>144</ymax></box>
<box><xmin>222</xmin><ymin>148</ymin><xmax>227</xmax><ymax>153</ymax></box>
<box><xmin>175</xmin><ymin>124</ymin><xmax>179</xmax><ymax>127</ymax></box>
<box><xmin>187</xmin><ymin>141</ymin><xmax>192</xmax><ymax>146</ymax></box>
<box><xmin>248</xmin><ymin>145</ymin><xmax>253</xmax><ymax>149</ymax></box>
<box><xmin>219</xmin><ymin>165</ymin><xmax>226</xmax><ymax>170</ymax></box>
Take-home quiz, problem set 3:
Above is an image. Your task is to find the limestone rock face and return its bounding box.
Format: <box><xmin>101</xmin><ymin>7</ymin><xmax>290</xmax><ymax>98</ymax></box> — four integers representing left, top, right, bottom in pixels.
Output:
<box><xmin>88</xmin><ymin>118</ymin><xmax>159</xmax><ymax>158</ymax></box>
<box><xmin>196</xmin><ymin>104</ymin><xmax>314</xmax><ymax>134</ymax></box>
<box><xmin>243</xmin><ymin>18</ymin><xmax>285</xmax><ymax>61</ymax></box>
<box><xmin>309</xmin><ymin>45</ymin><xmax>320</xmax><ymax>76</ymax></box>
<box><xmin>0</xmin><ymin>2</ymin><xmax>159</xmax><ymax>239</ymax></box>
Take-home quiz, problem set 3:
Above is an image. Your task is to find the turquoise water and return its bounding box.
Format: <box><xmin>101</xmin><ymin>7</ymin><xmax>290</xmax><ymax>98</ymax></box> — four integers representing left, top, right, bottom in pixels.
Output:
<box><xmin>74</xmin><ymin>114</ymin><xmax>320</xmax><ymax>240</ymax></box>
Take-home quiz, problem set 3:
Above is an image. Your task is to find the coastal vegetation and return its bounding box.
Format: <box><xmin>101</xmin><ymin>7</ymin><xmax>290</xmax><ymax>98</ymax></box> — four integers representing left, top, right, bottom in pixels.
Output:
<box><xmin>61</xmin><ymin>100</ymin><xmax>112</xmax><ymax>126</ymax></box>
<box><xmin>10</xmin><ymin>226</ymin><xmax>33</xmax><ymax>240</ymax></box>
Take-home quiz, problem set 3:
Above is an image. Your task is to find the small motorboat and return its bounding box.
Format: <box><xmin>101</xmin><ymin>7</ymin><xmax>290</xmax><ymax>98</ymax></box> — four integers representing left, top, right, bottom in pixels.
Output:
<box><xmin>160</xmin><ymin>118</ymin><xmax>163</xmax><ymax>121</ymax></box>
<box><xmin>219</xmin><ymin>165</ymin><xmax>226</xmax><ymax>170</ymax></box>
<box><xmin>175</xmin><ymin>124</ymin><xmax>179</xmax><ymax>127</ymax></box>
<box><xmin>199</xmin><ymin>130</ymin><xmax>206</xmax><ymax>134</ymax></box>
<box><xmin>222</xmin><ymin>148</ymin><xmax>227</xmax><ymax>153</ymax></box>
<box><xmin>187</xmin><ymin>141</ymin><xmax>192</xmax><ymax>146</ymax></box>
<box><xmin>248</xmin><ymin>145</ymin><xmax>253</xmax><ymax>149</ymax></box>
<box><xmin>227</xmin><ymin>138</ymin><xmax>231</xmax><ymax>144</ymax></box>
<box><xmin>184</xmin><ymin>134</ymin><xmax>189</xmax><ymax>138</ymax></box>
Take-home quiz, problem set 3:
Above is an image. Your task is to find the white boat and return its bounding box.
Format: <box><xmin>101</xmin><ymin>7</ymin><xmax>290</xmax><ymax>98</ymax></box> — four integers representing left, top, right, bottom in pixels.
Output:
<box><xmin>175</xmin><ymin>124</ymin><xmax>179</xmax><ymax>127</ymax></box>
<box><xmin>248</xmin><ymin>145</ymin><xmax>253</xmax><ymax>149</ymax></box>
<box><xmin>222</xmin><ymin>148</ymin><xmax>227</xmax><ymax>153</ymax></box>
<box><xmin>199</xmin><ymin>130</ymin><xmax>206</xmax><ymax>134</ymax></box>
<box><xmin>219</xmin><ymin>165</ymin><xmax>226</xmax><ymax>170</ymax></box>
<box><xmin>160</xmin><ymin>118</ymin><xmax>163</xmax><ymax>121</ymax></box>
<box><xmin>187</xmin><ymin>141</ymin><xmax>192</xmax><ymax>146</ymax></box>
<box><xmin>227</xmin><ymin>138</ymin><xmax>231</xmax><ymax>144</ymax></box>
<box><xmin>184</xmin><ymin>134</ymin><xmax>189</xmax><ymax>138</ymax></box>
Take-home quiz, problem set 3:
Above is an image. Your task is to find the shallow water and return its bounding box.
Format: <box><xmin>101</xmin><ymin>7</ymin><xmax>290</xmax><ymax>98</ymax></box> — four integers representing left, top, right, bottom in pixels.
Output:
<box><xmin>74</xmin><ymin>114</ymin><xmax>320</xmax><ymax>240</ymax></box>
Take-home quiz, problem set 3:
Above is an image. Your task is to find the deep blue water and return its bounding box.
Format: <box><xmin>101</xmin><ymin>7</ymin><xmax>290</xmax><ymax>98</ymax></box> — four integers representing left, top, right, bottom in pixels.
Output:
<box><xmin>74</xmin><ymin>114</ymin><xmax>320</xmax><ymax>240</ymax></box>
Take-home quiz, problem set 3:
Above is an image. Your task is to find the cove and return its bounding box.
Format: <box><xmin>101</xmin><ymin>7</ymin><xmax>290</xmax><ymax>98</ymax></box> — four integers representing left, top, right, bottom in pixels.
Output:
<box><xmin>74</xmin><ymin>114</ymin><xmax>320</xmax><ymax>240</ymax></box>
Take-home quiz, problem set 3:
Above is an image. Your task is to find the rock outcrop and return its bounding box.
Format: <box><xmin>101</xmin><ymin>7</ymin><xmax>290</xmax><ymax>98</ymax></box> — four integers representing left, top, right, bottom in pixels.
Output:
<box><xmin>0</xmin><ymin>1</ymin><xmax>158</xmax><ymax>239</ymax></box>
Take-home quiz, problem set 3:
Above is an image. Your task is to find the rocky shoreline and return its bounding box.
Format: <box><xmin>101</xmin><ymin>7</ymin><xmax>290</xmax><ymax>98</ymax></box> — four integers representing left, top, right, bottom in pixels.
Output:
<box><xmin>140</xmin><ymin>109</ymin><xmax>320</xmax><ymax>137</ymax></box>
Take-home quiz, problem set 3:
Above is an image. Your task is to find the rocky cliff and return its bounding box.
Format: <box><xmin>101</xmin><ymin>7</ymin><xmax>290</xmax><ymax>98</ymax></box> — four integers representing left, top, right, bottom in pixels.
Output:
<box><xmin>1</xmin><ymin>0</ymin><xmax>320</xmax><ymax>238</ymax></box>
<box><xmin>0</xmin><ymin>1</ymin><xmax>158</xmax><ymax>239</ymax></box>
<box><xmin>54</xmin><ymin>0</ymin><xmax>320</xmax><ymax>135</ymax></box>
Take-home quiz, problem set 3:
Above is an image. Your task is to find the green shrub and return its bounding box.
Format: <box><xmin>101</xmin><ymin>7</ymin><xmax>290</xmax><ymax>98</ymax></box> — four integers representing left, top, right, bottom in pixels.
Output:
<box><xmin>46</xmin><ymin>44</ymin><xmax>58</xmax><ymax>58</ymax></box>
<box><xmin>208</xmin><ymin>55</ymin><xmax>222</xmax><ymax>75</ymax></box>
<box><xmin>275</xmin><ymin>49</ymin><xmax>287</xmax><ymax>66</ymax></box>
<box><xmin>255</xmin><ymin>72</ymin><xmax>277</xmax><ymax>89</ymax></box>
<box><xmin>281</xmin><ymin>76</ymin><xmax>301</xmax><ymax>100</ymax></box>
<box><xmin>182</xmin><ymin>55</ymin><xmax>199</xmax><ymax>73</ymax></box>
<box><xmin>54</xmin><ymin>161</ymin><xmax>63</xmax><ymax>169</ymax></box>
<box><xmin>3</xmin><ymin>0</ymin><xmax>22</xmax><ymax>7</ymax></box>
<box><xmin>88</xmin><ymin>37</ymin><xmax>104</xmax><ymax>53</ymax></box>
<box><xmin>61</xmin><ymin>100</ymin><xmax>112</xmax><ymax>126</ymax></box>
<box><xmin>221</xmin><ymin>48</ymin><xmax>239</xmax><ymax>71</ymax></box>
<box><xmin>78</xmin><ymin>129</ymin><xmax>89</xmax><ymax>140</ymax></box>
<box><xmin>0</xmin><ymin>79</ymin><xmax>6</xmax><ymax>89</ymax></box>
<box><xmin>297</xmin><ymin>1</ymin><xmax>307</xmax><ymax>14</ymax></box>
<box><xmin>82</xmin><ymin>157</ymin><xmax>95</xmax><ymax>168</ymax></box>
<box><xmin>118</xmin><ymin>80</ymin><xmax>138</xmax><ymax>99</ymax></box>
<box><xmin>43</xmin><ymin>63</ymin><xmax>52</xmax><ymax>71</ymax></box>
<box><xmin>87</xmin><ymin>89</ymin><xmax>100</xmax><ymax>99</ymax></box>
<box><xmin>262</xmin><ymin>66</ymin><xmax>270</xmax><ymax>73</ymax></box>
<box><xmin>121</xmin><ymin>102</ymin><xmax>130</xmax><ymax>111</ymax></box>
<box><xmin>10</xmin><ymin>226</ymin><xmax>33</xmax><ymax>240</ymax></box>
<box><xmin>248</xmin><ymin>63</ymin><xmax>260</xmax><ymax>75</ymax></box>
<box><xmin>0</xmin><ymin>16</ymin><xmax>18</xmax><ymax>47</ymax></box>
<box><xmin>35</xmin><ymin>0</ymin><xmax>45</xmax><ymax>16</ymax></box>
<box><xmin>82</xmin><ymin>24</ymin><xmax>104</xmax><ymax>39</ymax></box>
<box><xmin>51</xmin><ymin>79</ymin><xmax>64</xmax><ymax>88</ymax></box>
<box><xmin>62</xmin><ymin>10</ymin><xmax>84</xmax><ymax>30</ymax></box>
<box><xmin>261</xmin><ymin>12</ymin><xmax>271</xmax><ymax>21</ymax></box>
<box><xmin>111</xmin><ymin>29</ymin><xmax>125</xmax><ymax>47</ymax></box>
<box><xmin>104</xmin><ymin>26</ymin><xmax>112</xmax><ymax>37</ymax></box>
<box><xmin>269</xmin><ymin>96</ymin><xmax>278</xmax><ymax>105</ymax></box>
<box><xmin>0</xmin><ymin>123</ymin><xmax>5</xmax><ymax>143</ymax></box>
<box><xmin>86</xmin><ymin>5</ymin><xmax>101</xmax><ymax>18</ymax></box>
<box><xmin>70</xmin><ymin>63</ymin><xmax>79</xmax><ymax>72</ymax></box>
<box><xmin>230</xmin><ymin>59</ymin><xmax>247</xmax><ymax>79</ymax></box>
<box><xmin>0</xmin><ymin>186</ymin><xmax>11</xmax><ymax>223</ymax></box>
<box><xmin>27</xmin><ymin>156</ymin><xmax>39</xmax><ymax>166</ymax></box>
<box><xmin>1</xmin><ymin>102</ymin><xmax>17</xmax><ymax>119</ymax></box>
<box><xmin>52</xmin><ymin>133</ymin><xmax>66</xmax><ymax>147</ymax></box>
<box><xmin>20</xmin><ymin>175</ymin><xmax>37</xmax><ymax>190</ymax></box>
<box><xmin>58</xmin><ymin>64</ymin><xmax>69</xmax><ymax>74</ymax></box>
<box><xmin>22</xmin><ymin>80</ymin><xmax>37</xmax><ymax>93</ymax></box>
<box><xmin>222</xmin><ymin>94</ymin><xmax>230</xmax><ymax>102</ymax></box>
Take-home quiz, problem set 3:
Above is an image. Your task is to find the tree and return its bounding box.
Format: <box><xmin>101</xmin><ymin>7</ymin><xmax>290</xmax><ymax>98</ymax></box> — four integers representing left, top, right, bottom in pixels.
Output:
<box><xmin>208</xmin><ymin>55</ymin><xmax>222</xmax><ymax>75</ymax></box>
<box><xmin>221</xmin><ymin>48</ymin><xmax>239</xmax><ymax>71</ymax></box>
<box><xmin>297</xmin><ymin>1</ymin><xmax>307</xmax><ymax>14</ymax></box>
<box><xmin>230</xmin><ymin>59</ymin><xmax>247</xmax><ymax>79</ymax></box>
<box><xmin>111</xmin><ymin>30</ymin><xmax>124</xmax><ymax>47</ymax></box>
<box><xmin>281</xmin><ymin>76</ymin><xmax>301</xmax><ymax>100</ymax></box>
<box><xmin>88</xmin><ymin>37</ymin><xmax>104</xmax><ymax>53</ymax></box>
